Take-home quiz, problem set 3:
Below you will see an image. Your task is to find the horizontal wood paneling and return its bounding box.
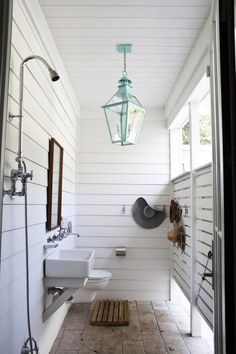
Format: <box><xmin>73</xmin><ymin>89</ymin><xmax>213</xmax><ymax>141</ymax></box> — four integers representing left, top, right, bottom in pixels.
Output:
<box><xmin>39</xmin><ymin>1</ymin><xmax>210</xmax><ymax>108</ymax></box>
<box><xmin>41</xmin><ymin>5</ymin><xmax>210</xmax><ymax>19</ymax></box>
<box><xmin>40</xmin><ymin>0</ymin><xmax>211</xmax><ymax>7</ymax></box>
<box><xmin>77</xmin><ymin>110</ymin><xmax>171</xmax><ymax>300</ymax></box>
<box><xmin>0</xmin><ymin>0</ymin><xmax>79</xmax><ymax>353</ymax></box>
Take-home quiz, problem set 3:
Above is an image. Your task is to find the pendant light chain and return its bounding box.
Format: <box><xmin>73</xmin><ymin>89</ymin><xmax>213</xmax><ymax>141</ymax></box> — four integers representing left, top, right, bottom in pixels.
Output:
<box><xmin>123</xmin><ymin>51</ymin><xmax>127</xmax><ymax>75</ymax></box>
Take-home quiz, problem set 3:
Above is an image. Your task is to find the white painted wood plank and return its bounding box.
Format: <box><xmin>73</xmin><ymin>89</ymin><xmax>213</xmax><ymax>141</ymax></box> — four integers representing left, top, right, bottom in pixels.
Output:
<box><xmin>173</xmin><ymin>176</ymin><xmax>191</xmax><ymax>190</ymax></box>
<box><xmin>172</xmin><ymin>270</ymin><xmax>190</xmax><ymax>299</ymax></box>
<box><xmin>110</xmin><ymin>269</ymin><xmax>169</xmax><ymax>281</ymax></box>
<box><xmin>173</xmin><ymin>250</ymin><xmax>191</xmax><ymax>267</ymax></box>
<box><xmin>106</xmin><ymin>279</ymin><xmax>169</xmax><ymax>292</ymax></box>
<box><xmin>62</xmin><ymin>191</ymin><xmax>76</xmax><ymax>205</ymax></box>
<box><xmin>196</xmin><ymin>220</ymin><xmax>213</xmax><ymax>234</ymax></box>
<box><xmin>78</xmin><ymin>152</ymin><xmax>169</xmax><ymax>164</ymax></box>
<box><xmin>77</xmin><ymin>226</ymin><xmax>168</xmax><ymax>237</ymax></box>
<box><xmin>63</xmin><ymin>178</ymin><xmax>76</xmax><ymax>194</ymax></box>
<box><xmin>94</xmin><ymin>247</ymin><xmax>170</xmax><ymax>259</ymax></box>
<box><xmin>80</xmin><ymin>119</ymin><xmax>169</xmax><ymax>138</ymax></box>
<box><xmin>196</xmin><ymin>185</ymin><xmax>213</xmax><ymax>197</ymax></box>
<box><xmin>5</xmin><ymin>122</ymin><xmax>48</xmax><ymax>169</ymax></box>
<box><xmin>12</xmin><ymin>4</ymin><xmax>78</xmax><ymax>130</ymax></box>
<box><xmin>53</xmin><ymin>27</ymin><xmax>200</xmax><ymax>39</ymax></box>
<box><xmin>78</xmin><ymin>162</ymin><xmax>170</xmax><ymax>175</ymax></box>
<box><xmin>174</xmin><ymin>197</ymin><xmax>191</xmax><ymax>207</ymax></box>
<box><xmin>77</xmin><ymin>194</ymin><xmax>169</xmax><ymax>205</ymax></box>
<box><xmin>77</xmin><ymin>215</ymin><xmax>139</xmax><ymax>227</ymax></box>
<box><xmin>1</xmin><ymin>223</ymin><xmax>45</xmax><ymax>260</ymax></box>
<box><xmin>77</xmin><ymin>215</ymin><xmax>168</xmax><ymax>227</ymax></box>
<box><xmin>41</xmin><ymin>5</ymin><xmax>210</xmax><ymax>19</ymax></box>
<box><xmin>79</xmin><ymin>130</ymin><xmax>169</xmax><ymax>144</ymax></box>
<box><xmin>78</xmin><ymin>184</ymin><xmax>170</xmax><ymax>196</ymax></box>
<box><xmin>174</xmin><ymin>187</ymin><xmax>191</xmax><ymax>198</ymax></box>
<box><xmin>173</xmin><ymin>259</ymin><xmax>191</xmax><ymax>283</ymax></box>
<box><xmin>4</xmin><ymin>150</ymin><xmax>47</xmax><ymax>187</ymax></box>
<box><xmin>57</xmin><ymin>44</ymin><xmax>193</xmax><ymax>55</ymax></box>
<box><xmin>9</xmin><ymin>56</ymin><xmax>77</xmax><ymax>150</ymax></box>
<box><xmin>45</xmin><ymin>16</ymin><xmax>207</xmax><ymax>30</ymax></box>
<box><xmin>96</xmin><ymin>290</ymin><xmax>168</xmax><ymax>301</ymax></box>
<box><xmin>196</xmin><ymin>172</ymin><xmax>212</xmax><ymax>187</ymax></box>
<box><xmin>77</xmin><ymin>174</ymin><xmax>170</xmax><ymax>185</ymax></box>
<box><xmin>196</xmin><ymin>209</ymin><xmax>213</xmax><ymax>222</ymax></box>
<box><xmin>3</xmin><ymin>182</ymin><xmax>46</xmax><ymax>205</ymax></box>
<box><xmin>197</xmin><ymin>254</ymin><xmax>212</xmax><ymax>272</ymax></box>
<box><xmin>196</xmin><ymin>197</ymin><xmax>213</xmax><ymax>209</ymax></box>
<box><xmin>79</xmin><ymin>142</ymin><xmax>170</xmax><ymax>155</ymax></box>
<box><xmin>78</xmin><ymin>237</ymin><xmax>169</xmax><ymax>249</ymax></box>
<box><xmin>40</xmin><ymin>0</ymin><xmax>211</xmax><ymax>7</ymax></box>
<box><xmin>197</xmin><ymin>230</ymin><xmax>213</xmax><ymax>244</ymax></box>
<box><xmin>2</xmin><ymin>205</ymin><xmax>46</xmax><ymax>232</ymax></box>
<box><xmin>196</xmin><ymin>297</ymin><xmax>213</xmax><ymax>328</ymax></box>
<box><xmin>94</xmin><ymin>258</ymin><xmax>170</xmax><ymax>270</ymax></box>
<box><xmin>196</xmin><ymin>273</ymin><xmax>213</xmax><ymax>299</ymax></box>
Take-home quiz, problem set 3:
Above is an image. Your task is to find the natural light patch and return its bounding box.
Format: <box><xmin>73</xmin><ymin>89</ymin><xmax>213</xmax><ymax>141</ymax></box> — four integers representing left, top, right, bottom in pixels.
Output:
<box><xmin>170</xmin><ymin>75</ymin><xmax>212</xmax><ymax>179</ymax></box>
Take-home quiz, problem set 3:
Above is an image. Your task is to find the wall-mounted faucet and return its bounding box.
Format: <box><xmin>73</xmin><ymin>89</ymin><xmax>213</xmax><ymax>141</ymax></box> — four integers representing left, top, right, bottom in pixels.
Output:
<box><xmin>4</xmin><ymin>55</ymin><xmax>60</xmax><ymax>198</ymax></box>
<box><xmin>44</xmin><ymin>243</ymin><xmax>58</xmax><ymax>250</ymax></box>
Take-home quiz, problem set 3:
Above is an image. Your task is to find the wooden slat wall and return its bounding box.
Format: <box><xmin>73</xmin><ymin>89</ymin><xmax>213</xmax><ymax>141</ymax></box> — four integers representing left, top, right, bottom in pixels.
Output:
<box><xmin>172</xmin><ymin>164</ymin><xmax>213</xmax><ymax>328</ymax></box>
<box><xmin>0</xmin><ymin>1</ymin><xmax>80</xmax><ymax>353</ymax></box>
<box><xmin>39</xmin><ymin>0</ymin><xmax>211</xmax><ymax>108</ymax></box>
<box><xmin>172</xmin><ymin>173</ymin><xmax>191</xmax><ymax>299</ymax></box>
<box><xmin>195</xmin><ymin>164</ymin><xmax>213</xmax><ymax>328</ymax></box>
<box><xmin>76</xmin><ymin>108</ymin><xmax>171</xmax><ymax>301</ymax></box>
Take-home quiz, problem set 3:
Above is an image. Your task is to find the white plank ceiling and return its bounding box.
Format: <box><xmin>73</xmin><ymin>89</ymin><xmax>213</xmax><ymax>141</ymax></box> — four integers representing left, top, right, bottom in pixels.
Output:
<box><xmin>39</xmin><ymin>0</ymin><xmax>211</xmax><ymax>109</ymax></box>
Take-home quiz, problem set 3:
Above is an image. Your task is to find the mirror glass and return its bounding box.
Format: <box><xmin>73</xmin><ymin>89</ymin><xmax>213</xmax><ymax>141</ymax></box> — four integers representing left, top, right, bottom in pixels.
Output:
<box><xmin>47</xmin><ymin>138</ymin><xmax>63</xmax><ymax>230</ymax></box>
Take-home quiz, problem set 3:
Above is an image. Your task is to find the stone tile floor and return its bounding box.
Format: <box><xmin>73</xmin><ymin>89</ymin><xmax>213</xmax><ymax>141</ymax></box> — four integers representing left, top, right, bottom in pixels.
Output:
<box><xmin>50</xmin><ymin>301</ymin><xmax>213</xmax><ymax>354</ymax></box>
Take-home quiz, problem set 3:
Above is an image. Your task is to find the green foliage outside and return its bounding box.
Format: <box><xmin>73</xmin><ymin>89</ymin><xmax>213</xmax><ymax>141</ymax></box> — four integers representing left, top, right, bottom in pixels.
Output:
<box><xmin>182</xmin><ymin>114</ymin><xmax>211</xmax><ymax>145</ymax></box>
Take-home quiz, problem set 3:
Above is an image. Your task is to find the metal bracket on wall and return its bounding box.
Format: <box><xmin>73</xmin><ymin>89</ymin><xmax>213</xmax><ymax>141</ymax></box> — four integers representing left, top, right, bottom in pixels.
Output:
<box><xmin>42</xmin><ymin>277</ymin><xmax>87</xmax><ymax>322</ymax></box>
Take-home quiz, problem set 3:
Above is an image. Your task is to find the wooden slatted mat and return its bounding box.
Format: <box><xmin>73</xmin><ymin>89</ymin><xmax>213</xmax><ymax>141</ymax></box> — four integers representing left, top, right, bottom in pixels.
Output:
<box><xmin>91</xmin><ymin>300</ymin><xmax>129</xmax><ymax>326</ymax></box>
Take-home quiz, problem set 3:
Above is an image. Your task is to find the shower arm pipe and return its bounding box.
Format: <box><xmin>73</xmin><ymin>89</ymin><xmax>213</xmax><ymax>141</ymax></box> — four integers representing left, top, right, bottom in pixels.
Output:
<box><xmin>15</xmin><ymin>55</ymin><xmax>55</xmax><ymax>171</ymax></box>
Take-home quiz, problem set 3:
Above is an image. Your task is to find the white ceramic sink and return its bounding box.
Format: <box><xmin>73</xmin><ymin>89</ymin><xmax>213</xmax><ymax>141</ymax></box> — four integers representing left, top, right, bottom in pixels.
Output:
<box><xmin>45</xmin><ymin>248</ymin><xmax>94</xmax><ymax>278</ymax></box>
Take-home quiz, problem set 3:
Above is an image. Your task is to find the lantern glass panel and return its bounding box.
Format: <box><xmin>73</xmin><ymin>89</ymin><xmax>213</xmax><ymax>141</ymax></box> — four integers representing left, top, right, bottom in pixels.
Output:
<box><xmin>103</xmin><ymin>101</ymin><xmax>129</xmax><ymax>144</ymax></box>
<box><xmin>126</xmin><ymin>102</ymin><xmax>145</xmax><ymax>144</ymax></box>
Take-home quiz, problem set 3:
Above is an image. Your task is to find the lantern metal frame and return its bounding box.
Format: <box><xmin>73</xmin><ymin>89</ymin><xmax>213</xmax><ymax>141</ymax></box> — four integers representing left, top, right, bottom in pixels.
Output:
<box><xmin>101</xmin><ymin>44</ymin><xmax>145</xmax><ymax>146</ymax></box>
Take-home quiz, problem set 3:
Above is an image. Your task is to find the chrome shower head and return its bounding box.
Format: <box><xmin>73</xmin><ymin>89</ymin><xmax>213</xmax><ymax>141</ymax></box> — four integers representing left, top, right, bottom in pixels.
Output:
<box><xmin>48</xmin><ymin>67</ymin><xmax>60</xmax><ymax>82</ymax></box>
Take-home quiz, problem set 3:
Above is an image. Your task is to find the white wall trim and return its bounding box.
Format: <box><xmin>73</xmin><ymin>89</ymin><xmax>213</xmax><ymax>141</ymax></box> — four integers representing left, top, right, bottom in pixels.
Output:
<box><xmin>165</xmin><ymin>17</ymin><xmax>211</xmax><ymax>128</ymax></box>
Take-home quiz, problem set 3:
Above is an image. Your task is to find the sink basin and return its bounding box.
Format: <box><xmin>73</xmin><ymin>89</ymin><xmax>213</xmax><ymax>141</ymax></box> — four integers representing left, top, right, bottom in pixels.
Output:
<box><xmin>45</xmin><ymin>248</ymin><xmax>94</xmax><ymax>278</ymax></box>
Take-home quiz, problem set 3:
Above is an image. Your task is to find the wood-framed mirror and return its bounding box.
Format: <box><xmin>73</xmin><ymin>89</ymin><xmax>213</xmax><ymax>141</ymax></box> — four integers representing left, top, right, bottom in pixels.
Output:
<box><xmin>47</xmin><ymin>138</ymin><xmax>63</xmax><ymax>230</ymax></box>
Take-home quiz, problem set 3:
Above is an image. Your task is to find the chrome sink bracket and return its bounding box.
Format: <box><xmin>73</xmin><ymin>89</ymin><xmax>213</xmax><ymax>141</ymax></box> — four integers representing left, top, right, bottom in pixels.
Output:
<box><xmin>43</xmin><ymin>277</ymin><xmax>87</xmax><ymax>321</ymax></box>
<box><xmin>42</xmin><ymin>287</ymin><xmax>77</xmax><ymax>322</ymax></box>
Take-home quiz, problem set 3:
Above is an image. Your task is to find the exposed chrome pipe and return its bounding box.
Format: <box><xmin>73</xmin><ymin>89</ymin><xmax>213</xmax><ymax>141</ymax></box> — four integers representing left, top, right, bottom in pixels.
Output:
<box><xmin>13</xmin><ymin>55</ymin><xmax>60</xmax><ymax>172</ymax></box>
<box><xmin>5</xmin><ymin>55</ymin><xmax>60</xmax><ymax>198</ymax></box>
<box><xmin>3</xmin><ymin>55</ymin><xmax>60</xmax><ymax>354</ymax></box>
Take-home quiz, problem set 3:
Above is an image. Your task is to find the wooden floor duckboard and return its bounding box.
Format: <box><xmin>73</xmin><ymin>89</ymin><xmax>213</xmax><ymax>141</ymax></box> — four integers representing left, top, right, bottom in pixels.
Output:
<box><xmin>90</xmin><ymin>300</ymin><xmax>129</xmax><ymax>326</ymax></box>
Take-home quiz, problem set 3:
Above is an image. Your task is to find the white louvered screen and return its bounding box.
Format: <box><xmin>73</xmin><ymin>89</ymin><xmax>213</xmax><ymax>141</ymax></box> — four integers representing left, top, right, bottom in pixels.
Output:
<box><xmin>195</xmin><ymin>164</ymin><xmax>213</xmax><ymax>328</ymax></box>
<box><xmin>172</xmin><ymin>172</ymin><xmax>191</xmax><ymax>299</ymax></box>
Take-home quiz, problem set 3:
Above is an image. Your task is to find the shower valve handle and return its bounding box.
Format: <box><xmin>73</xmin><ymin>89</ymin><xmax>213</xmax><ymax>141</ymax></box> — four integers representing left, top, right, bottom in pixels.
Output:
<box><xmin>24</xmin><ymin>170</ymin><xmax>33</xmax><ymax>181</ymax></box>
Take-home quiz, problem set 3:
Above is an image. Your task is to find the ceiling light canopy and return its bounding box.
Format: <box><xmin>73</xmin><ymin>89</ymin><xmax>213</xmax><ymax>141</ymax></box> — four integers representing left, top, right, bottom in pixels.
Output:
<box><xmin>101</xmin><ymin>44</ymin><xmax>145</xmax><ymax>146</ymax></box>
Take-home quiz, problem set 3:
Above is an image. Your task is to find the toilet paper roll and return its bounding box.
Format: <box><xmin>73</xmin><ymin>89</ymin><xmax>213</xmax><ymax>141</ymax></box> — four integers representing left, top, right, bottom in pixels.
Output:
<box><xmin>116</xmin><ymin>247</ymin><xmax>126</xmax><ymax>256</ymax></box>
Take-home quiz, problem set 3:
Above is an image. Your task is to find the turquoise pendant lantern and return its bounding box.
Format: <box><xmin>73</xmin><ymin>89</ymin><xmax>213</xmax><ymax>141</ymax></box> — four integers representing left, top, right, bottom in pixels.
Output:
<box><xmin>101</xmin><ymin>44</ymin><xmax>145</xmax><ymax>146</ymax></box>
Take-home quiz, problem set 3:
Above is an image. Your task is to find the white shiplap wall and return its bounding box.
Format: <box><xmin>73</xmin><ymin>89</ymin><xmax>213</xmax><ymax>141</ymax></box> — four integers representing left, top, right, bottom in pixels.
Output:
<box><xmin>76</xmin><ymin>108</ymin><xmax>171</xmax><ymax>300</ymax></box>
<box><xmin>0</xmin><ymin>1</ymin><xmax>79</xmax><ymax>353</ymax></box>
